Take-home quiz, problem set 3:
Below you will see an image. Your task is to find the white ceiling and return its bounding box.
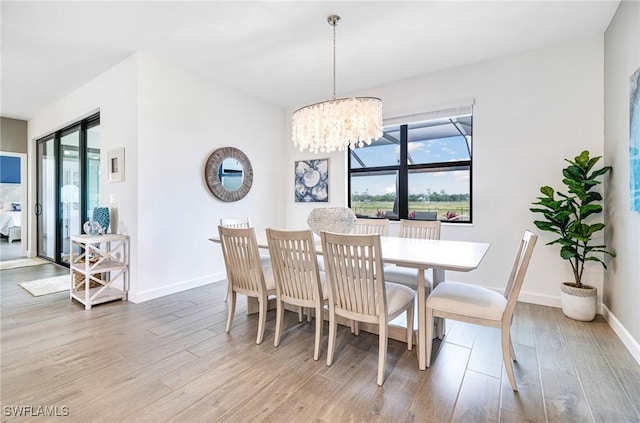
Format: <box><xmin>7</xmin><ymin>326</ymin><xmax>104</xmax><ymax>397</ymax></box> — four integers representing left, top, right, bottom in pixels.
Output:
<box><xmin>1</xmin><ymin>1</ymin><xmax>620</xmax><ymax>120</ymax></box>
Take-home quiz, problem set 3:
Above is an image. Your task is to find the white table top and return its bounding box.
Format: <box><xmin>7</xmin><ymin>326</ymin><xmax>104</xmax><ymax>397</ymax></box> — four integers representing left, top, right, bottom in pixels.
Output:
<box><xmin>379</xmin><ymin>236</ymin><xmax>490</xmax><ymax>272</ymax></box>
<box><xmin>210</xmin><ymin>233</ymin><xmax>490</xmax><ymax>273</ymax></box>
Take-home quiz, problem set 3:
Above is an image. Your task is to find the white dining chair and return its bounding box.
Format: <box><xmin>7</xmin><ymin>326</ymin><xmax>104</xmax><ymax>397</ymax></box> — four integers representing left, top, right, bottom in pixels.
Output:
<box><xmin>218</xmin><ymin>225</ymin><xmax>276</xmax><ymax>344</ymax></box>
<box><xmin>219</xmin><ymin>217</ymin><xmax>252</xmax><ymax>229</ymax></box>
<box><xmin>321</xmin><ymin>231</ymin><xmax>415</xmax><ymax>386</ymax></box>
<box><xmin>266</xmin><ymin>228</ymin><xmax>327</xmax><ymax>360</ymax></box>
<box><xmin>425</xmin><ymin>230</ymin><xmax>538</xmax><ymax>391</ymax></box>
<box><xmin>384</xmin><ymin>220</ymin><xmax>441</xmax><ymax>292</ymax></box>
<box><xmin>220</xmin><ymin>217</ymin><xmax>270</xmax><ymax>301</ymax></box>
<box><xmin>351</xmin><ymin>218</ymin><xmax>389</xmax><ymax>236</ymax></box>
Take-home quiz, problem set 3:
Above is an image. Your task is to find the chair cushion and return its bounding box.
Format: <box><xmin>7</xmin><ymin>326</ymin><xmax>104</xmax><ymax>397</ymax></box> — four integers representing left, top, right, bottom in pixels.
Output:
<box><xmin>385</xmin><ymin>282</ymin><xmax>416</xmax><ymax>315</ymax></box>
<box><xmin>384</xmin><ymin>265</ymin><xmax>432</xmax><ymax>291</ymax></box>
<box><xmin>427</xmin><ymin>281</ymin><xmax>507</xmax><ymax>321</ymax></box>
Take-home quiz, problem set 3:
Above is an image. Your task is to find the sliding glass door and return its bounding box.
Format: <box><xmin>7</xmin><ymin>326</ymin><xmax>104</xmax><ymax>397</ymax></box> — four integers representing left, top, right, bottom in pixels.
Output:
<box><xmin>60</xmin><ymin>128</ymin><xmax>81</xmax><ymax>264</ymax></box>
<box><xmin>36</xmin><ymin>137</ymin><xmax>56</xmax><ymax>261</ymax></box>
<box><xmin>36</xmin><ymin>114</ymin><xmax>100</xmax><ymax>266</ymax></box>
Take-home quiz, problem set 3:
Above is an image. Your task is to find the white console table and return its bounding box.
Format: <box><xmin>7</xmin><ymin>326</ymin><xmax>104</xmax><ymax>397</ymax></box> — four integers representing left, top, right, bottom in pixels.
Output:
<box><xmin>69</xmin><ymin>233</ymin><xmax>129</xmax><ymax>309</ymax></box>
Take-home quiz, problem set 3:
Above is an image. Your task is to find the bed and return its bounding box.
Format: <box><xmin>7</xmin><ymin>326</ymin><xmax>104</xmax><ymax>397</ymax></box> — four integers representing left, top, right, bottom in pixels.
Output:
<box><xmin>0</xmin><ymin>208</ymin><xmax>21</xmax><ymax>243</ymax></box>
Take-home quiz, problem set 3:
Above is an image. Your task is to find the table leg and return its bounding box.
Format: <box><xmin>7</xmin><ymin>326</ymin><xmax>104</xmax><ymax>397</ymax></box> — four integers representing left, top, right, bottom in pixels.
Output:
<box><xmin>417</xmin><ymin>268</ymin><xmax>427</xmax><ymax>370</ymax></box>
<box><xmin>433</xmin><ymin>268</ymin><xmax>446</xmax><ymax>339</ymax></box>
<box><xmin>247</xmin><ymin>297</ymin><xmax>259</xmax><ymax>314</ymax></box>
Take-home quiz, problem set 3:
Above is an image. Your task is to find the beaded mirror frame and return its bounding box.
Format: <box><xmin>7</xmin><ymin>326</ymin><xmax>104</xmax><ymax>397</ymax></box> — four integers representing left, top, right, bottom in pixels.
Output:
<box><xmin>204</xmin><ymin>147</ymin><xmax>253</xmax><ymax>202</ymax></box>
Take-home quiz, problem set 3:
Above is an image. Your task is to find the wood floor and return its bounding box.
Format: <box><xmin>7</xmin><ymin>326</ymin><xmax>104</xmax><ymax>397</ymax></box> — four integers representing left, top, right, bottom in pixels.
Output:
<box><xmin>1</xmin><ymin>264</ymin><xmax>639</xmax><ymax>422</ymax></box>
<box><xmin>0</xmin><ymin>238</ymin><xmax>23</xmax><ymax>261</ymax></box>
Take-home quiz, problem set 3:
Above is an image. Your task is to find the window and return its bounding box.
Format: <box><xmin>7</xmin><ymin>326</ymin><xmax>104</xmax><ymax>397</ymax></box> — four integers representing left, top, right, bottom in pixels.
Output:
<box><xmin>348</xmin><ymin>107</ymin><xmax>472</xmax><ymax>223</ymax></box>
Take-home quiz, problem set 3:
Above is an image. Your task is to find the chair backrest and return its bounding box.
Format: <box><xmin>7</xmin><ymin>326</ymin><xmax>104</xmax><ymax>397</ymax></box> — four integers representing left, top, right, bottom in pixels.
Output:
<box><xmin>398</xmin><ymin>219</ymin><xmax>441</xmax><ymax>240</ymax></box>
<box><xmin>217</xmin><ymin>225</ymin><xmax>267</xmax><ymax>295</ymax></box>
<box><xmin>502</xmin><ymin>230</ymin><xmax>538</xmax><ymax>320</ymax></box>
<box><xmin>266</xmin><ymin>228</ymin><xmax>323</xmax><ymax>304</ymax></box>
<box><xmin>220</xmin><ymin>217</ymin><xmax>252</xmax><ymax>229</ymax></box>
<box><xmin>351</xmin><ymin>218</ymin><xmax>389</xmax><ymax>236</ymax></box>
<box><xmin>321</xmin><ymin>232</ymin><xmax>387</xmax><ymax>323</ymax></box>
<box><xmin>414</xmin><ymin>211</ymin><xmax>437</xmax><ymax>221</ymax></box>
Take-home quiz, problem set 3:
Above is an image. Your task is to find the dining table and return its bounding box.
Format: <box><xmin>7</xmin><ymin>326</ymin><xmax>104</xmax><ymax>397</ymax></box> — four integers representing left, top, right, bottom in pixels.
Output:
<box><xmin>210</xmin><ymin>232</ymin><xmax>490</xmax><ymax>371</ymax></box>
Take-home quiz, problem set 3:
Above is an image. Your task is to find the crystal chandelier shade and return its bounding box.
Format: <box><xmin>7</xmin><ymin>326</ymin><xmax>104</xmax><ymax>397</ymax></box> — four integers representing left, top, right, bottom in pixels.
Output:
<box><xmin>292</xmin><ymin>15</ymin><xmax>383</xmax><ymax>153</ymax></box>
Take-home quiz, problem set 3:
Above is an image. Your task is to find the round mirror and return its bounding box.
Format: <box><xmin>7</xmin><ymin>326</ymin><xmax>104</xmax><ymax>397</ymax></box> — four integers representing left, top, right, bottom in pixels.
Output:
<box><xmin>204</xmin><ymin>147</ymin><xmax>253</xmax><ymax>202</ymax></box>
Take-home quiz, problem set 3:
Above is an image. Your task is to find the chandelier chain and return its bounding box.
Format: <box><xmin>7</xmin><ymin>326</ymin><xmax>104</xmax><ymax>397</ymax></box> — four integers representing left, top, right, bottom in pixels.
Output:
<box><xmin>332</xmin><ymin>19</ymin><xmax>337</xmax><ymax>100</ymax></box>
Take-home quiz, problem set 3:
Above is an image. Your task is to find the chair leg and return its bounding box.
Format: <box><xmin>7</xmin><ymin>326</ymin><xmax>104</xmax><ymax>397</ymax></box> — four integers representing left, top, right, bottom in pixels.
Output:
<box><xmin>327</xmin><ymin>309</ymin><xmax>338</xmax><ymax>366</ymax></box>
<box><xmin>274</xmin><ymin>300</ymin><xmax>284</xmax><ymax>347</ymax></box>
<box><xmin>224</xmin><ymin>280</ymin><xmax>230</xmax><ymax>302</ymax></box>
<box><xmin>354</xmin><ymin>321</ymin><xmax>360</xmax><ymax>336</ymax></box>
<box><xmin>406</xmin><ymin>303</ymin><xmax>414</xmax><ymax>351</ymax></box>
<box><xmin>377</xmin><ymin>322</ymin><xmax>388</xmax><ymax>386</ymax></box>
<box><xmin>256</xmin><ymin>295</ymin><xmax>268</xmax><ymax>345</ymax></box>
<box><xmin>225</xmin><ymin>291</ymin><xmax>236</xmax><ymax>333</ymax></box>
<box><xmin>298</xmin><ymin>306</ymin><xmax>303</xmax><ymax>323</ymax></box>
<box><xmin>425</xmin><ymin>307</ymin><xmax>433</xmax><ymax>368</ymax></box>
<box><xmin>510</xmin><ymin>339</ymin><xmax>517</xmax><ymax>362</ymax></box>
<box><xmin>313</xmin><ymin>304</ymin><xmax>323</xmax><ymax>361</ymax></box>
<box><xmin>502</xmin><ymin>325</ymin><xmax>518</xmax><ymax>391</ymax></box>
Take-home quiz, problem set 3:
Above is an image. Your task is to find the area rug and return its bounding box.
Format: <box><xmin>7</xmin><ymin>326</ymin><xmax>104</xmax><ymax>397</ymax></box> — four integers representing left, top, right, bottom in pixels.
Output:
<box><xmin>0</xmin><ymin>257</ymin><xmax>49</xmax><ymax>271</ymax></box>
<box><xmin>19</xmin><ymin>275</ymin><xmax>68</xmax><ymax>297</ymax></box>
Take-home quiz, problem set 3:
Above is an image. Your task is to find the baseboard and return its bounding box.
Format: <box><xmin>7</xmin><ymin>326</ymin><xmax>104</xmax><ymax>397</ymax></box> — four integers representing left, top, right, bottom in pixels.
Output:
<box><xmin>128</xmin><ymin>271</ymin><xmax>227</xmax><ymax>303</ymax></box>
<box><xmin>512</xmin><ymin>289</ymin><xmax>606</xmax><ymax>315</ymax></box>
<box><xmin>517</xmin><ymin>290</ymin><xmax>561</xmax><ymax>309</ymax></box>
<box><xmin>601</xmin><ymin>304</ymin><xmax>640</xmax><ymax>365</ymax></box>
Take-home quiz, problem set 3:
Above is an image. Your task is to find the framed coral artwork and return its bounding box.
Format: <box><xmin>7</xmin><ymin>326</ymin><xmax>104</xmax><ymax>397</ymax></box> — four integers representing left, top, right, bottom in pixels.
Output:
<box><xmin>295</xmin><ymin>158</ymin><xmax>328</xmax><ymax>202</ymax></box>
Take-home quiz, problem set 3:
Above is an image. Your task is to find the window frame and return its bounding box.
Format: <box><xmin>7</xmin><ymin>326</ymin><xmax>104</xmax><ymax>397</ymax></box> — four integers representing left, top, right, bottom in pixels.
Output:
<box><xmin>348</xmin><ymin>111</ymin><xmax>473</xmax><ymax>223</ymax></box>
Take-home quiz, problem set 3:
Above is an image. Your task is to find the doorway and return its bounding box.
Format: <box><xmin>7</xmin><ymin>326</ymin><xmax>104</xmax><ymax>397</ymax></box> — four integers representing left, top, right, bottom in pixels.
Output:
<box><xmin>0</xmin><ymin>152</ymin><xmax>27</xmax><ymax>261</ymax></box>
<box><xmin>36</xmin><ymin>114</ymin><xmax>100</xmax><ymax>266</ymax></box>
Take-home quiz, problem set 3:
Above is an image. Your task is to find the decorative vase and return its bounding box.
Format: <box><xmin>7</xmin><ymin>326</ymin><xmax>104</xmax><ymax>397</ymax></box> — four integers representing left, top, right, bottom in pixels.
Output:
<box><xmin>83</xmin><ymin>221</ymin><xmax>103</xmax><ymax>236</ymax></box>
<box><xmin>560</xmin><ymin>282</ymin><xmax>597</xmax><ymax>321</ymax></box>
<box><xmin>93</xmin><ymin>207</ymin><xmax>110</xmax><ymax>234</ymax></box>
<box><xmin>307</xmin><ymin>207</ymin><xmax>357</xmax><ymax>236</ymax></box>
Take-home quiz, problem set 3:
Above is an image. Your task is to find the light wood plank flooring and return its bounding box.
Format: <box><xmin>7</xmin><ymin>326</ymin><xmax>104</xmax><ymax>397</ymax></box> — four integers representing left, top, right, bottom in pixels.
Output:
<box><xmin>1</xmin><ymin>264</ymin><xmax>639</xmax><ymax>422</ymax></box>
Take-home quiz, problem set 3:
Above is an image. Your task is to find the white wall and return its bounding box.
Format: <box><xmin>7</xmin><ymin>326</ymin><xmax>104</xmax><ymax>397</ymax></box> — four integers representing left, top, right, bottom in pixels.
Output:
<box><xmin>286</xmin><ymin>36</ymin><xmax>606</xmax><ymax>309</ymax></box>
<box><xmin>604</xmin><ymin>0</ymin><xmax>640</xmax><ymax>356</ymax></box>
<box><xmin>27</xmin><ymin>53</ymin><xmax>287</xmax><ymax>303</ymax></box>
<box><xmin>133</xmin><ymin>54</ymin><xmax>286</xmax><ymax>301</ymax></box>
<box><xmin>28</xmin><ymin>55</ymin><xmax>139</xmax><ymax>261</ymax></box>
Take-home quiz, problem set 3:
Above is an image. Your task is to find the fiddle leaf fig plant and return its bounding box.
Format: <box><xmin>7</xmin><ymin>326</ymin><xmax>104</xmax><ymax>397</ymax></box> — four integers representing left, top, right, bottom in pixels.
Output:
<box><xmin>530</xmin><ymin>150</ymin><xmax>615</xmax><ymax>288</ymax></box>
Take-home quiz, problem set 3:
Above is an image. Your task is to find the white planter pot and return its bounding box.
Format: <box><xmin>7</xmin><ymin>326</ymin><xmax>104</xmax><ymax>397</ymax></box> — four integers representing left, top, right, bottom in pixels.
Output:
<box><xmin>560</xmin><ymin>283</ymin><xmax>597</xmax><ymax>321</ymax></box>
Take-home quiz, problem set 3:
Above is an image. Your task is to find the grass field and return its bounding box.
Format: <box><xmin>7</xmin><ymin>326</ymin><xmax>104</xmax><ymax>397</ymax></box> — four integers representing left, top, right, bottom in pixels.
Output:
<box><xmin>351</xmin><ymin>201</ymin><xmax>470</xmax><ymax>221</ymax></box>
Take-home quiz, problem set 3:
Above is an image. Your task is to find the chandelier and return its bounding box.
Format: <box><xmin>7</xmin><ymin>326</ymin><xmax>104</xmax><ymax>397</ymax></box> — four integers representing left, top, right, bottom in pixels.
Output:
<box><xmin>292</xmin><ymin>15</ymin><xmax>383</xmax><ymax>153</ymax></box>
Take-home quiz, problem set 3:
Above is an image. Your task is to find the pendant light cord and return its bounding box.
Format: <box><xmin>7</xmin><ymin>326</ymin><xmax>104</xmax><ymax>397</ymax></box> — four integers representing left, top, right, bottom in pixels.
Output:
<box><xmin>332</xmin><ymin>21</ymin><xmax>337</xmax><ymax>100</ymax></box>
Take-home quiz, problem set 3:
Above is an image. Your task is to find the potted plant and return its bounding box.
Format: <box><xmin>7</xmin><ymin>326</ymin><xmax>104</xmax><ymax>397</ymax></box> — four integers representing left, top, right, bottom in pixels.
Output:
<box><xmin>530</xmin><ymin>150</ymin><xmax>614</xmax><ymax>321</ymax></box>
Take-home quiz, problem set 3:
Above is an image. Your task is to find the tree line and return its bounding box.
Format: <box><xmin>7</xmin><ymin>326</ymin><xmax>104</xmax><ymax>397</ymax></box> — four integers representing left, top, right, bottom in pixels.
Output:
<box><xmin>352</xmin><ymin>191</ymin><xmax>469</xmax><ymax>203</ymax></box>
